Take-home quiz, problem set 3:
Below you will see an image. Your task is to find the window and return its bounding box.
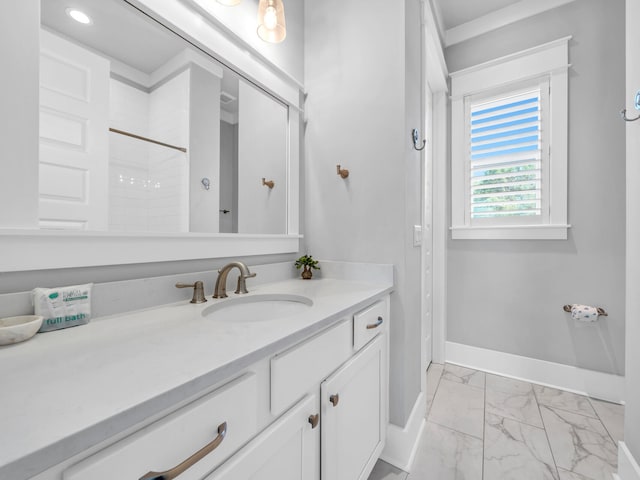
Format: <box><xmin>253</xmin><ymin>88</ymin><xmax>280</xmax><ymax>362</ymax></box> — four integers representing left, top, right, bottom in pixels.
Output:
<box><xmin>467</xmin><ymin>80</ymin><xmax>548</xmax><ymax>223</ymax></box>
<box><xmin>450</xmin><ymin>38</ymin><xmax>570</xmax><ymax>239</ymax></box>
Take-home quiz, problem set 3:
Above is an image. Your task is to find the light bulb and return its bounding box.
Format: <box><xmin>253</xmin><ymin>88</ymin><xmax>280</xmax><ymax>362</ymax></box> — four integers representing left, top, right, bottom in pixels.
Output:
<box><xmin>257</xmin><ymin>0</ymin><xmax>286</xmax><ymax>43</ymax></box>
<box><xmin>65</xmin><ymin>8</ymin><xmax>92</xmax><ymax>25</ymax></box>
<box><xmin>263</xmin><ymin>5</ymin><xmax>278</xmax><ymax>30</ymax></box>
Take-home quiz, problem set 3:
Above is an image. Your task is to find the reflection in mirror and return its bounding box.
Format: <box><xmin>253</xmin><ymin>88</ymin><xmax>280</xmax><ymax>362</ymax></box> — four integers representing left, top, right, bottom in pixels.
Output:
<box><xmin>38</xmin><ymin>0</ymin><xmax>288</xmax><ymax>234</ymax></box>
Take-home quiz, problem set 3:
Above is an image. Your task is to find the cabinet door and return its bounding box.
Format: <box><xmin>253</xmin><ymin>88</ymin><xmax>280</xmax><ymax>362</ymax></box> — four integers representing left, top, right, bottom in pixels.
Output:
<box><xmin>321</xmin><ymin>334</ymin><xmax>386</xmax><ymax>480</ymax></box>
<box><xmin>206</xmin><ymin>394</ymin><xmax>319</xmax><ymax>480</ymax></box>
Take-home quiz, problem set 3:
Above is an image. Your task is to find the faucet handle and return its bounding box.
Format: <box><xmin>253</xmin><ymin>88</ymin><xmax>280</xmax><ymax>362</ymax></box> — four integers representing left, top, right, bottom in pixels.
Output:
<box><xmin>235</xmin><ymin>272</ymin><xmax>257</xmax><ymax>294</ymax></box>
<box><xmin>176</xmin><ymin>281</ymin><xmax>208</xmax><ymax>304</ymax></box>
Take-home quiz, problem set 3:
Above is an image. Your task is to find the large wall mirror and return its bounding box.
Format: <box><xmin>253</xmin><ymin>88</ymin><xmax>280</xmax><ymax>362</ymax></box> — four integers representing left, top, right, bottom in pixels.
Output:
<box><xmin>0</xmin><ymin>0</ymin><xmax>301</xmax><ymax>271</ymax></box>
<box><xmin>38</xmin><ymin>0</ymin><xmax>290</xmax><ymax>235</ymax></box>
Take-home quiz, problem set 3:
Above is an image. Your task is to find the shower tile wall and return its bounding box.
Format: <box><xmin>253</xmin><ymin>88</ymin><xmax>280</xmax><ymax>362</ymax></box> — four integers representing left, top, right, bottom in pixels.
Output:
<box><xmin>108</xmin><ymin>73</ymin><xmax>188</xmax><ymax>232</ymax></box>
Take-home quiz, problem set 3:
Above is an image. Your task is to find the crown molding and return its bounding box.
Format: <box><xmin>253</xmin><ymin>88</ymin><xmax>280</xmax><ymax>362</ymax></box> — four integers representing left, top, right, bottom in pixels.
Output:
<box><xmin>445</xmin><ymin>0</ymin><xmax>578</xmax><ymax>47</ymax></box>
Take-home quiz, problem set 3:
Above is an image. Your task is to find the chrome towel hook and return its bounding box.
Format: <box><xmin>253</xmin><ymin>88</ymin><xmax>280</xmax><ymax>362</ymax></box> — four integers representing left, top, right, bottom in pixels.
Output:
<box><xmin>412</xmin><ymin>129</ymin><xmax>426</xmax><ymax>151</ymax></box>
<box><xmin>621</xmin><ymin>109</ymin><xmax>640</xmax><ymax>122</ymax></box>
<box><xmin>621</xmin><ymin>90</ymin><xmax>640</xmax><ymax>122</ymax></box>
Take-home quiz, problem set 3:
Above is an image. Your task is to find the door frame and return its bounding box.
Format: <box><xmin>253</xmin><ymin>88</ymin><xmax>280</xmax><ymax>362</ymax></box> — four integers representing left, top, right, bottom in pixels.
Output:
<box><xmin>421</xmin><ymin>0</ymin><xmax>449</xmax><ymax>374</ymax></box>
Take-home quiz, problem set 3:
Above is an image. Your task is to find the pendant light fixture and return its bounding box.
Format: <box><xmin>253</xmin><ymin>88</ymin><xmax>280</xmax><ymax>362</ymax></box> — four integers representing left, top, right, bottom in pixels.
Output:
<box><xmin>216</xmin><ymin>0</ymin><xmax>242</xmax><ymax>5</ymax></box>
<box><xmin>257</xmin><ymin>0</ymin><xmax>286</xmax><ymax>43</ymax></box>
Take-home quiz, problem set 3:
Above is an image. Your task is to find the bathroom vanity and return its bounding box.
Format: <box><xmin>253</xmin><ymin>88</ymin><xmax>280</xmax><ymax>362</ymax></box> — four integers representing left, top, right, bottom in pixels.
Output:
<box><xmin>0</xmin><ymin>268</ymin><xmax>392</xmax><ymax>480</ymax></box>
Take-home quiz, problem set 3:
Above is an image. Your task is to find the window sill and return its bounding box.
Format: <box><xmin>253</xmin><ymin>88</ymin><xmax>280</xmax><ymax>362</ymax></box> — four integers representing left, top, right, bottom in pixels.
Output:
<box><xmin>450</xmin><ymin>224</ymin><xmax>570</xmax><ymax>240</ymax></box>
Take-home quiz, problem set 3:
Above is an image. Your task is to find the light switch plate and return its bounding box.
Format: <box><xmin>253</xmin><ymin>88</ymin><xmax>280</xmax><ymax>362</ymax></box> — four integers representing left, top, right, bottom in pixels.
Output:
<box><xmin>413</xmin><ymin>225</ymin><xmax>422</xmax><ymax>247</ymax></box>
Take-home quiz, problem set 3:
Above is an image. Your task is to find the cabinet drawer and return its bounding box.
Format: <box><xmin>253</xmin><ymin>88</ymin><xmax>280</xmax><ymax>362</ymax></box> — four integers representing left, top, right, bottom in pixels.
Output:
<box><xmin>353</xmin><ymin>300</ymin><xmax>387</xmax><ymax>351</ymax></box>
<box><xmin>63</xmin><ymin>373</ymin><xmax>258</xmax><ymax>480</ymax></box>
<box><xmin>271</xmin><ymin>319</ymin><xmax>352</xmax><ymax>415</ymax></box>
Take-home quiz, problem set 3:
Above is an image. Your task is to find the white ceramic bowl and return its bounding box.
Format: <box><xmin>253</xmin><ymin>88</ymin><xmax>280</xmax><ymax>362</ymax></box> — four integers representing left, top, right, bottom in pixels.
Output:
<box><xmin>0</xmin><ymin>315</ymin><xmax>43</xmax><ymax>346</ymax></box>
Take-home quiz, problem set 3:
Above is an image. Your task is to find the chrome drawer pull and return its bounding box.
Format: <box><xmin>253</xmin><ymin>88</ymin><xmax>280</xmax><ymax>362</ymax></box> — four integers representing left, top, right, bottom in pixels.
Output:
<box><xmin>366</xmin><ymin>316</ymin><xmax>384</xmax><ymax>330</ymax></box>
<box><xmin>139</xmin><ymin>422</ymin><xmax>227</xmax><ymax>480</ymax></box>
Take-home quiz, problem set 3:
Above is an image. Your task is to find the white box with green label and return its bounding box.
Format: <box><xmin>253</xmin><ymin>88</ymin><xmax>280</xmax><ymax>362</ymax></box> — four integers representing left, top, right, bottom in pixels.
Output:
<box><xmin>32</xmin><ymin>284</ymin><xmax>93</xmax><ymax>332</ymax></box>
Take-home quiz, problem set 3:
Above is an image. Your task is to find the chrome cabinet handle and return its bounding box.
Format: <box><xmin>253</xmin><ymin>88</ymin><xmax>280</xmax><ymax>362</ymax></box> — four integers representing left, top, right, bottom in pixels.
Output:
<box><xmin>308</xmin><ymin>414</ymin><xmax>319</xmax><ymax>429</ymax></box>
<box><xmin>330</xmin><ymin>394</ymin><xmax>339</xmax><ymax>407</ymax></box>
<box><xmin>366</xmin><ymin>316</ymin><xmax>384</xmax><ymax>330</ymax></box>
<box><xmin>139</xmin><ymin>422</ymin><xmax>227</xmax><ymax>480</ymax></box>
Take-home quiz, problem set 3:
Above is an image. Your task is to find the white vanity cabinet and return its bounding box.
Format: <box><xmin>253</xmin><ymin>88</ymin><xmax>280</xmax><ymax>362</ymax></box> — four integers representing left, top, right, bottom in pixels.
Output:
<box><xmin>321</xmin><ymin>334</ymin><xmax>387</xmax><ymax>480</ymax></box>
<box><xmin>207</xmin><ymin>298</ymin><xmax>389</xmax><ymax>480</ymax></box>
<box><xmin>31</xmin><ymin>294</ymin><xmax>389</xmax><ymax>480</ymax></box>
<box><xmin>321</xmin><ymin>299</ymin><xmax>389</xmax><ymax>480</ymax></box>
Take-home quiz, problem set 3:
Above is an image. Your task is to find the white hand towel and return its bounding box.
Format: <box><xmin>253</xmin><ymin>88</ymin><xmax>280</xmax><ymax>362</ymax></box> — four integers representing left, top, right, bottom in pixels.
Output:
<box><xmin>570</xmin><ymin>304</ymin><xmax>599</xmax><ymax>322</ymax></box>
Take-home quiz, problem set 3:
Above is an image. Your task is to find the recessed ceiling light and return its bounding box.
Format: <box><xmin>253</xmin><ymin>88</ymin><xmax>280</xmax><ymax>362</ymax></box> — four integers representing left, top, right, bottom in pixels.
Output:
<box><xmin>65</xmin><ymin>8</ymin><xmax>93</xmax><ymax>25</ymax></box>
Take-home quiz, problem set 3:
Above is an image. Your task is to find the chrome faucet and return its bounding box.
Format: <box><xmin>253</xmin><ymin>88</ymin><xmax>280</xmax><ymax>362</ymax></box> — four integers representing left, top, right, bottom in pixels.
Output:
<box><xmin>213</xmin><ymin>262</ymin><xmax>257</xmax><ymax>298</ymax></box>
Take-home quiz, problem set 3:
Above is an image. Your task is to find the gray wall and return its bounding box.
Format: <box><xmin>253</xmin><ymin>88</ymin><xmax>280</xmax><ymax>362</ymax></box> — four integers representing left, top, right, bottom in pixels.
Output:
<box><xmin>445</xmin><ymin>0</ymin><xmax>626</xmax><ymax>375</ymax></box>
<box><xmin>625</xmin><ymin>0</ymin><xmax>640</xmax><ymax>464</ymax></box>
<box><xmin>304</xmin><ymin>0</ymin><xmax>423</xmax><ymax>427</ymax></box>
<box><xmin>0</xmin><ymin>254</ymin><xmax>297</xmax><ymax>297</ymax></box>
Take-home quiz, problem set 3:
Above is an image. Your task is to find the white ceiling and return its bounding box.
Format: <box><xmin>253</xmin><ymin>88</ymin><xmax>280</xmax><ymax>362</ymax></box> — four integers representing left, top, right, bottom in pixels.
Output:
<box><xmin>433</xmin><ymin>0</ymin><xmax>522</xmax><ymax>30</ymax></box>
<box><xmin>41</xmin><ymin>0</ymin><xmax>185</xmax><ymax>74</ymax></box>
<box><xmin>41</xmin><ymin>0</ymin><xmax>240</xmax><ymax>112</ymax></box>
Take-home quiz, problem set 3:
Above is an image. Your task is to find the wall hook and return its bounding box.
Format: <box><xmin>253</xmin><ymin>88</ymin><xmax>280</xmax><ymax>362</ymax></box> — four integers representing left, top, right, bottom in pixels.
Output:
<box><xmin>412</xmin><ymin>128</ymin><xmax>426</xmax><ymax>151</ymax></box>
<box><xmin>262</xmin><ymin>178</ymin><xmax>275</xmax><ymax>189</ymax></box>
<box><xmin>336</xmin><ymin>164</ymin><xmax>349</xmax><ymax>179</ymax></box>
<box><xmin>621</xmin><ymin>109</ymin><xmax>640</xmax><ymax>122</ymax></box>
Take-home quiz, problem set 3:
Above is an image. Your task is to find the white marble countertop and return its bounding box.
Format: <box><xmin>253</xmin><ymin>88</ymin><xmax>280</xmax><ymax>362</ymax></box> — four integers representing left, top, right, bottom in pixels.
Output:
<box><xmin>0</xmin><ymin>271</ymin><xmax>393</xmax><ymax>479</ymax></box>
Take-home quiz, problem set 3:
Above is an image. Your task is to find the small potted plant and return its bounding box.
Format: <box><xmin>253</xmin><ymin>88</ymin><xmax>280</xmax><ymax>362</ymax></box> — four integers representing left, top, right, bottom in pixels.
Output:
<box><xmin>295</xmin><ymin>254</ymin><xmax>320</xmax><ymax>280</ymax></box>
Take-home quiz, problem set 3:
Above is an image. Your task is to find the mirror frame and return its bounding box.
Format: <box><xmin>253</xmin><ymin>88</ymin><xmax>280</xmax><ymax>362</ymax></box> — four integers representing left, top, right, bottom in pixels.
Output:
<box><xmin>0</xmin><ymin>0</ymin><xmax>301</xmax><ymax>272</ymax></box>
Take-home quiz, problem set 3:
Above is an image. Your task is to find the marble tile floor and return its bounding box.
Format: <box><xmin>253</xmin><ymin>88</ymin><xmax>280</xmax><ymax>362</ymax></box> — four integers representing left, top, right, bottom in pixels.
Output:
<box><xmin>368</xmin><ymin>363</ymin><xmax>624</xmax><ymax>480</ymax></box>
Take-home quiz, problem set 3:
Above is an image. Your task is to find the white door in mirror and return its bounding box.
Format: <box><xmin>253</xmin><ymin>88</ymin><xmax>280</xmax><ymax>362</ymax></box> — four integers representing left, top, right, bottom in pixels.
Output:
<box><xmin>39</xmin><ymin>29</ymin><xmax>109</xmax><ymax>231</ymax></box>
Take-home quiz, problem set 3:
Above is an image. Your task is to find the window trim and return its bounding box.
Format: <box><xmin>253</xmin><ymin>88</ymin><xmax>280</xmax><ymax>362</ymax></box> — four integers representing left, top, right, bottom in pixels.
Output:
<box><xmin>450</xmin><ymin>37</ymin><xmax>571</xmax><ymax>240</ymax></box>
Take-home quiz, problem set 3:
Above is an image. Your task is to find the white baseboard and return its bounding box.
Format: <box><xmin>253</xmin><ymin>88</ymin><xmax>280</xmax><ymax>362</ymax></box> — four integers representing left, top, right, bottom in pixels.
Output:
<box><xmin>445</xmin><ymin>342</ymin><xmax>625</xmax><ymax>404</ymax></box>
<box><xmin>380</xmin><ymin>392</ymin><xmax>426</xmax><ymax>472</ymax></box>
<box><xmin>616</xmin><ymin>442</ymin><xmax>640</xmax><ymax>480</ymax></box>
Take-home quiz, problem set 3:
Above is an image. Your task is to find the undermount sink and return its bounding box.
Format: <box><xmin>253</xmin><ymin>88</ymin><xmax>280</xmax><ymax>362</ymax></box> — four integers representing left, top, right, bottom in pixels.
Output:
<box><xmin>201</xmin><ymin>294</ymin><xmax>313</xmax><ymax>323</ymax></box>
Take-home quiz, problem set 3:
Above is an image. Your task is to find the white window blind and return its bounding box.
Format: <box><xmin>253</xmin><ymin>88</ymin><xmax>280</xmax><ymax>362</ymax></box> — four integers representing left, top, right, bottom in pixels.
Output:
<box><xmin>466</xmin><ymin>82</ymin><xmax>548</xmax><ymax>222</ymax></box>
